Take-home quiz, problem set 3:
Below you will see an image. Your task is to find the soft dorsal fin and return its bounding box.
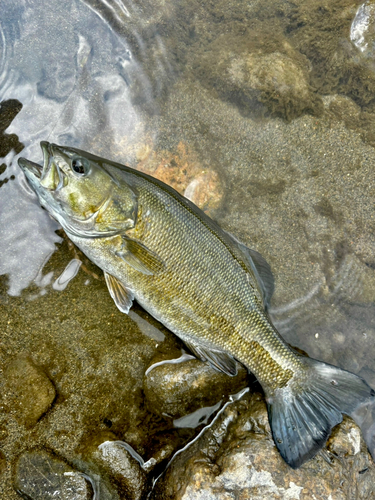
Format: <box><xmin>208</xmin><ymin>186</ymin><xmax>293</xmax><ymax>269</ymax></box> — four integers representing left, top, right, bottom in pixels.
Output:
<box><xmin>116</xmin><ymin>236</ymin><xmax>165</xmax><ymax>276</ymax></box>
<box><xmin>104</xmin><ymin>272</ymin><xmax>134</xmax><ymax>314</ymax></box>
<box><xmin>184</xmin><ymin>340</ymin><xmax>238</xmax><ymax>376</ymax></box>
<box><xmin>239</xmin><ymin>244</ymin><xmax>274</xmax><ymax>308</ymax></box>
<box><xmin>225</xmin><ymin>232</ymin><xmax>274</xmax><ymax>309</ymax></box>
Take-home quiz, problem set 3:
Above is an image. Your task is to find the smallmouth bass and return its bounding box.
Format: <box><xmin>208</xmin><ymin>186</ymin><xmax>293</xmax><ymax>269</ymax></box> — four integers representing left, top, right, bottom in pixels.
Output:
<box><xmin>19</xmin><ymin>142</ymin><xmax>375</xmax><ymax>468</ymax></box>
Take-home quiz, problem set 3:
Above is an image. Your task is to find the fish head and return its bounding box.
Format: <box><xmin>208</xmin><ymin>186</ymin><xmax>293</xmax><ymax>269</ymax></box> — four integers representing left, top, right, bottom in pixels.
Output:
<box><xmin>18</xmin><ymin>142</ymin><xmax>137</xmax><ymax>238</ymax></box>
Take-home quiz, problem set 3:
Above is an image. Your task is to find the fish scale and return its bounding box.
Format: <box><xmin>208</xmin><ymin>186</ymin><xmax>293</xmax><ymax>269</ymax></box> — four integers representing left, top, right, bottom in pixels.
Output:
<box><xmin>18</xmin><ymin>142</ymin><xmax>375</xmax><ymax>469</ymax></box>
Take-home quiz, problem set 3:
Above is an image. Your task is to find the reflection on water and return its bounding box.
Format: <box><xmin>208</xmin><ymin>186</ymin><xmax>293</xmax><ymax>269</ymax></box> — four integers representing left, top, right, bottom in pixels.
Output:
<box><xmin>173</xmin><ymin>400</ymin><xmax>222</xmax><ymax>429</ymax></box>
<box><xmin>2</xmin><ymin>0</ymin><xmax>375</xmax><ymax>497</ymax></box>
<box><xmin>351</xmin><ymin>2</ymin><xmax>375</xmax><ymax>54</ymax></box>
<box><xmin>0</xmin><ymin>147</ymin><xmax>60</xmax><ymax>295</ymax></box>
<box><xmin>0</xmin><ymin>0</ymin><xmax>169</xmax><ymax>295</ymax></box>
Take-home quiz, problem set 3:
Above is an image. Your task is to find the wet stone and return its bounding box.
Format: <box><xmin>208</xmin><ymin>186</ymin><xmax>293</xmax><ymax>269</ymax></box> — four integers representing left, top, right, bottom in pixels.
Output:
<box><xmin>3</xmin><ymin>355</ymin><xmax>55</xmax><ymax>427</ymax></box>
<box><xmin>327</xmin><ymin>415</ymin><xmax>364</xmax><ymax>458</ymax></box>
<box><xmin>83</xmin><ymin>434</ymin><xmax>149</xmax><ymax>500</ymax></box>
<box><xmin>13</xmin><ymin>450</ymin><xmax>92</xmax><ymax>500</ymax></box>
<box><xmin>152</xmin><ymin>392</ymin><xmax>375</xmax><ymax>500</ymax></box>
<box><xmin>143</xmin><ymin>354</ymin><xmax>248</xmax><ymax>419</ymax></box>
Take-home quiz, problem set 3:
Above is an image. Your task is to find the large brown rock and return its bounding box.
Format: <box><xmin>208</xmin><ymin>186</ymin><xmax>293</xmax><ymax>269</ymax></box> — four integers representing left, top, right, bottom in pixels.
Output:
<box><xmin>152</xmin><ymin>392</ymin><xmax>375</xmax><ymax>499</ymax></box>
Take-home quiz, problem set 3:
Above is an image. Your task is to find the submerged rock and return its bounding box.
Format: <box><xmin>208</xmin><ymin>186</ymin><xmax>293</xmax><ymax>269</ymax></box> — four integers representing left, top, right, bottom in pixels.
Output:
<box><xmin>228</xmin><ymin>51</ymin><xmax>322</xmax><ymax>120</ymax></box>
<box><xmin>152</xmin><ymin>392</ymin><xmax>375</xmax><ymax>500</ymax></box>
<box><xmin>13</xmin><ymin>450</ymin><xmax>93</xmax><ymax>500</ymax></box>
<box><xmin>195</xmin><ymin>34</ymin><xmax>323</xmax><ymax>120</ymax></box>
<box><xmin>3</xmin><ymin>355</ymin><xmax>55</xmax><ymax>428</ymax></box>
<box><xmin>135</xmin><ymin>139</ymin><xmax>223</xmax><ymax>212</ymax></box>
<box><xmin>143</xmin><ymin>353</ymin><xmax>248</xmax><ymax>419</ymax></box>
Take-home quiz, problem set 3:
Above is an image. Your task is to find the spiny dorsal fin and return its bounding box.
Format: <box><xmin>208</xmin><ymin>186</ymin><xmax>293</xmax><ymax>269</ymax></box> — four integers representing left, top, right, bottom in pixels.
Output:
<box><xmin>104</xmin><ymin>272</ymin><xmax>134</xmax><ymax>314</ymax></box>
<box><xmin>184</xmin><ymin>340</ymin><xmax>237</xmax><ymax>376</ymax></box>
<box><xmin>116</xmin><ymin>236</ymin><xmax>165</xmax><ymax>276</ymax></box>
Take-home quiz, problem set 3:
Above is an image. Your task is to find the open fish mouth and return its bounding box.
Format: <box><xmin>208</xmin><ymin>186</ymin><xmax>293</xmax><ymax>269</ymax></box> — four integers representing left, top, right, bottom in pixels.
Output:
<box><xmin>18</xmin><ymin>141</ymin><xmax>52</xmax><ymax>181</ymax></box>
<box><xmin>19</xmin><ymin>142</ymin><xmax>65</xmax><ymax>191</ymax></box>
<box><xmin>18</xmin><ymin>143</ymin><xmax>63</xmax><ymax>222</ymax></box>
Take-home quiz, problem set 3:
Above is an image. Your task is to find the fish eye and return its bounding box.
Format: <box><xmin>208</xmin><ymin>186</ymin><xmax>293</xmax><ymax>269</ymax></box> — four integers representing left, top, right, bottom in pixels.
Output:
<box><xmin>71</xmin><ymin>158</ymin><xmax>90</xmax><ymax>176</ymax></box>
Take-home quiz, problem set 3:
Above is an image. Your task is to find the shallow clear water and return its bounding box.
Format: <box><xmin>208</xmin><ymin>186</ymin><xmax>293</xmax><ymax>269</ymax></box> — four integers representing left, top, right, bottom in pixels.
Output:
<box><xmin>2</xmin><ymin>0</ymin><xmax>375</xmax><ymax>497</ymax></box>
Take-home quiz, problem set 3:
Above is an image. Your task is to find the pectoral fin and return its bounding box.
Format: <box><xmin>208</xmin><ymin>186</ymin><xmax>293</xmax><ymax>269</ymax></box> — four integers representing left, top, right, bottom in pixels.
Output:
<box><xmin>184</xmin><ymin>340</ymin><xmax>238</xmax><ymax>376</ymax></box>
<box><xmin>116</xmin><ymin>236</ymin><xmax>165</xmax><ymax>276</ymax></box>
<box><xmin>104</xmin><ymin>272</ymin><xmax>134</xmax><ymax>313</ymax></box>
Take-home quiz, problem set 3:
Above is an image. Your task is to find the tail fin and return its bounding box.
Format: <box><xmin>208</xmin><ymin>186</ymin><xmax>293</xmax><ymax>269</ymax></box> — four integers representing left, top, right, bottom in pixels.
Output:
<box><xmin>267</xmin><ymin>357</ymin><xmax>375</xmax><ymax>469</ymax></box>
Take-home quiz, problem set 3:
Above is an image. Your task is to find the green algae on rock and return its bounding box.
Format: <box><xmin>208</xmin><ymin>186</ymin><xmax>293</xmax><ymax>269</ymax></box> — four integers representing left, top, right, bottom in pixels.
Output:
<box><xmin>196</xmin><ymin>42</ymin><xmax>323</xmax><ymax>121</ymax></box>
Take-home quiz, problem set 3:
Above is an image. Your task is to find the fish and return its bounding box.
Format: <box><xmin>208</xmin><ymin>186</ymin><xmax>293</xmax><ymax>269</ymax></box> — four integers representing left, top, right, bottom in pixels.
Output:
<box><xmin>18</xmin><ymin>141</ymin><xmax>375</xmax><ymax>469</ymax></box>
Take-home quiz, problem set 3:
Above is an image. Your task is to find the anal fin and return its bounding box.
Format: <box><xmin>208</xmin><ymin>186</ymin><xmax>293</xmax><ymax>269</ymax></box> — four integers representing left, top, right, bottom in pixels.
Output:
<box><xmin>104</xmin><ymin>272</ymin><xmax>134</xmax><ymax>314</ymax></box>
<box><xmin>184</xmin><ymin>340</ymin><xmax>237</xmax><ymax>376</ymax></box>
